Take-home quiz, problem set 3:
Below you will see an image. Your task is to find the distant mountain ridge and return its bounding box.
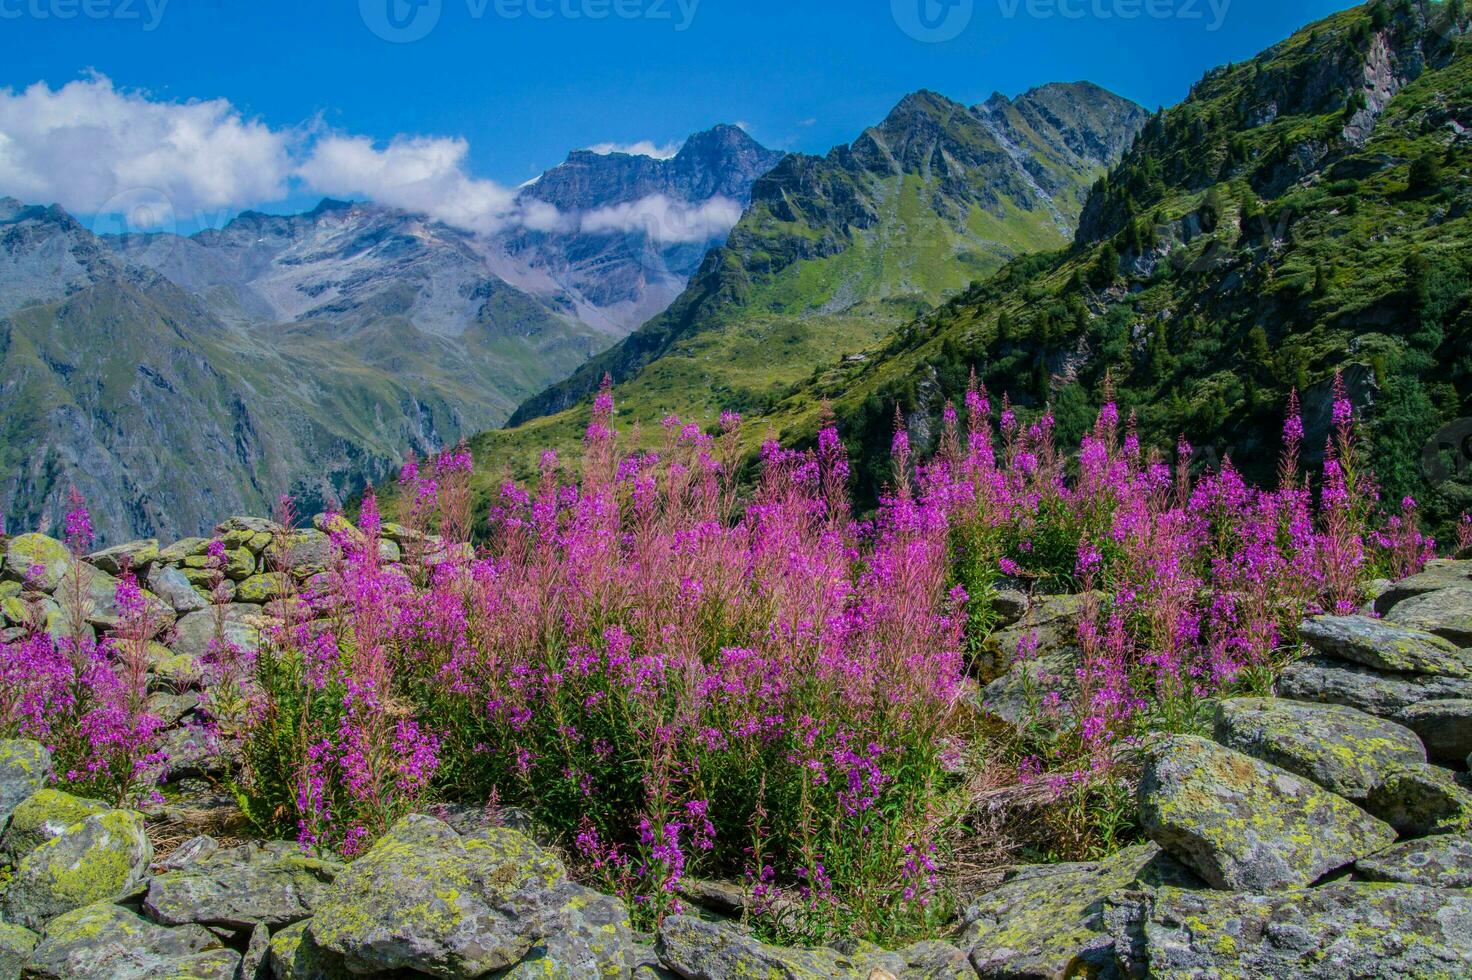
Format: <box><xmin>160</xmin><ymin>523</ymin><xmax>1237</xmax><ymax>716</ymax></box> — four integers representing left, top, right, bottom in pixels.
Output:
<box><xmin>0</xmin><ymin>126</ymin><xmax>785</xmax><ymax>544</ymax></box>
<box><xmin>505</xmin><ymin>82</ymin><xmax>1148</xmax><ymax>428</ymax></box>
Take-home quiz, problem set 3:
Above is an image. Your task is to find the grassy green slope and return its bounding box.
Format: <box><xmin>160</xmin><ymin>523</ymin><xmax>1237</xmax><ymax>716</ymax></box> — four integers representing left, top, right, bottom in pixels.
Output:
<box><xmin>455</xmin><ymin>85</ymin><xmax>1146</xmax><ymax>492</ymax></box>
<box><xmin>749</xmin><ymin>0</ymin><xmax>1472</xmax><ymax>531</ymax></box>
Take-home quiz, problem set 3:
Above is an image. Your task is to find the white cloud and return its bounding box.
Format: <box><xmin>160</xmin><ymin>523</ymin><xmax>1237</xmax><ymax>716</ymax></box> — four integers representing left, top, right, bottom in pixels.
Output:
<box><xmin>585</xmin><ymin>140</ymin><xmax>682</xmax><ymax>160</ymax></box>
<box><xmin>0</xmin><ymin>74</ymin><xmax>742</xmax><ymax>246</ymax></box>
<box><xmin>296</xmin><ymin>134</ymin><xmax>536</xmax><ymax>235</ymax></box>
<box><xmin>580</xmin><ymin>194</ymin><xmax>743</xmax><ymax>244</ymax></box>
<box><xmin>0</xmin><ymin>75</ymin><xmax>292</xmax><ymax>222</ymax></box>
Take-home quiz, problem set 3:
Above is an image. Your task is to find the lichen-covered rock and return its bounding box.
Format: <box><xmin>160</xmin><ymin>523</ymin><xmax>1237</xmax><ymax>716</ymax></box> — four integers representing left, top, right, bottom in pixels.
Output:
<box><xmin>1376</xmin><ymin>561</ymin><xmax>1472</xmax><ymax>611</ymax></box>
<box><xmin>981</xmin><ymin>592</ymin><xmax>1101</xmax><ymax>680</ymax></box>
<box><xmin>1107</xmin><ymin>882</ymin><xmax>1472</xmax><ymax>978</ymax></box>
<box><xmin>497</xmin><ymin>881</ymin><xmax>634</xmax><ymax>979</ymax></box>
<box><xmin>0</xmin><ymin>739</ymin><xmax>51</xmax><ymax>824</ymax></box>
<box><xmin>308</xmin><ymin>814</ymin><xmax>565</xmax><ymax>977</ymax></box>
<box><xmin>149</xmin><ymin>642</ymin><xmax>204</xmax><ymax>689</ymax></box>
<box><xmin>0</xmin><ymin>922</ymin><xmax>37</xmax><ymax>980</ymax></box>
<box><xmin>1298</xmin><ymin>615</ymin><xmax>1472</xmax><ymax>677</ymax></box>
<box><xmin>1396</xmin><ymin>698</ymin><xmax>1472</xmax><ymax>766</ymax></box>
<box><xmin>87</xmin><ymin>539</ymin><xmax>160</xmax><ymax>576</ymax></box>
<box><xmin>22</xmin><ymin>901</ymin><xmax>226</xmax><ymax>980</ymax></box>
<box><xmin>0</xmin><ymin>789</ymin><xmax>108</xmax><ymax>864</ymax></box>
<box><xmin>144</xmin><ymin>841</ymin><xmax>344</xmax><ymax>930</ymax></box>
<box><xmin>264</xmin><ymin>530</ymin><xmax>336</xmax><ymax>578</ymax></box>
<box><xmin>1</xmin><ymin>534</ymin><xmax>70</xmax><ymax>591</ymax></box>
<box><xmin>235</xmin><ymin>573</ymin><xmax>290</xmax><ymax>605</ymax></box>
<box><xmin>266</xmin><ymin>920</ymin><xmax>356</xmax><ymax>979</ymax></box>
<box><xmin>182</xmin><ymin>546</ymin><xmax>255</xmax><ymax>581</ymax></box>
<box><xmin>1386</xmin><ymin>587</ymin><xmax>1472</xmax><ymax>646</ymax></box>
<box><xmin>1137</xmin><ymin>735</ymin><xmax>1395</xmax><ymax>891</ymax></box>
<box><xmin>158</xmin><ymin>537</ymin><xmax>211</xmax><ymax>564</ymax></box>
<box><xmin>1213</xmin><ymin>697</ymin><xmax>1425</xmax><ymax>801</ymax></box>
<box><xmin>1357</xmin><ymin>834</ymin><xmax>1472</xmax><ymax>888</ymax></box>
<box><xmin>1276</xmin><ymin>654</ymin><xmax>1472</xmax><ymax>719</ymax></box>
<box><xmin>3</xmin><ymin>808</ymin><xmax>153</xmax><ymax>928</ymax></box>
<box><xmin>958</xmin><ymin>843</ymin><xmax>1201</xmax><ymax>978</ymax></box>
<box><xmin>172</xmin><ymin>605</ymin><xmax>263</xmax><ymax>659</ymax></box>
<box><xmin>148</xmin><ymin>564</ymin><xmax>208</xmax><ymax>614</ymax></box>
<box><xmin>1362</xmin><ymin>763</ymin><xmax>1472</xmax><ymax>836</ymax></box>
<box><xmin>656</xmin><ymin>916</ymin><xmax>880</xmax><ymax>979</ymax></box>
<box><xmin>980</xmin><ymin>647</ymin><xmax>1081</xmax><ymax>727</ymax></box>
<box><xmin>239</xmin><ymin>923</ymin><xmax>270</xmax><ymax>980</ymax></box>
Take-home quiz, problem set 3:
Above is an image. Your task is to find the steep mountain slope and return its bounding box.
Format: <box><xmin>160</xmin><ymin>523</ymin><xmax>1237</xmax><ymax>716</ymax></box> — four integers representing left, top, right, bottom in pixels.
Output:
<box><xmin>0</xmin><ymin>127</ymin><xmax>785</xmax><ymax>543</ymax></box>
<box><xmin>507</xmin><ymin>85</ymin><xmax>1146</xmax><ymax>430</ymax></box>
<box><xmin>0</xmin><ymin>203</ymin><xmax>584</xmax><ymax>541</ymax></box>
<box><xmin>749</xmin><ymin>0</ymin><xmax>1472</xmax><ymax>528</ymax></box>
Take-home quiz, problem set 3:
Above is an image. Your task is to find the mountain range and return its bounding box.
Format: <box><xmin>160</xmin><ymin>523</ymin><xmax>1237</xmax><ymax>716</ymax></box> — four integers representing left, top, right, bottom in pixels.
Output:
<box><xmin>446</xmin><ymin>0</ymin><xmax>1470</xmax><ymax>542</ymax></box>
<box><xmin>0</xmin><ymin>127</ymin><xmax>784</xmax><ymax>543</ymax></box>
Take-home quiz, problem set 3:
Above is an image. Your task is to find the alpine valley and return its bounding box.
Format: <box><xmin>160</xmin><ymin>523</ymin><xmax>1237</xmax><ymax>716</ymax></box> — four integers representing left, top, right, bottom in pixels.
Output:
<box><xmin>0</xmin><ymin>126</ymin><xmax>784</xmax><ymax>543</ymax></box>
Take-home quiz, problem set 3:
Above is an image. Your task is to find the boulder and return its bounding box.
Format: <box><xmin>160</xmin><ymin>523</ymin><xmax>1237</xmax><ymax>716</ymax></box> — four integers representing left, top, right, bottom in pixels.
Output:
<box><xmin>1276</xmin><ymin>654</ymin><xmax>1472</xmax><ymax>719</ymax></box>
<box><xmin>3</xmin><ymin>809</ymin><xmax>153</xmax><ymax>928</ymax></box>
<box><xmin>172</xmin><ymin>605</ymin><xmax>263</xmax><ymax>659</ymax></box>
<box><xmin>656</xmin><ymin>916</ymin><xmax>883</xmax><ymax>979</ymax></box>
<box><xmin>308</xmin><ymin>814</ymin><xmax>566</xmax><ymax>977</ymax></box>
<box><xmin>266</xmin><ymin>920</ymin><xmax>355</xmax><ymax>979</ymax></box>
<box><xmin>958</xmin><ymin>843</ymin><xmax>1201</xmax><ymax>978</ymax></box>
<box><xmin>981</xmin><ymin>592</ymin><xmax>1100</xmax><ymax>680</ymax></box>
<box><xmin>378</xmin><ymin>538</ymin><xmax>402</xmax><ymax>563</ymax></box>
<box><xmin>0</xmin><ymin>789</ymin><xmax>108</xmax><ymax>864</ymax></box>
<box><xmin>240</xmin><ymin>923</ymin><xmax>270</xmax><ymax>980</ymax></box>
<box><xmin>216</xmin><ymin>517</ymin><xmax>281</xmax><ymax>536</ymax></box>
<box><xmin>235</xmin><ymin>573</ymin><xmax>290</xmax><ymax>605</ymax></box>
<box><xmin>0</xmin><ymin>923</ymin><xmax>36</xmax><ymax>980</ymax></box>
<box><xmin>1376</xmin><ymin>560</ymin><xmax>1472</xmax><ymax>611</ymax></box>
<box><xmin>1395</xmin><ymin>698</ymin><xmax>1472</xmax><ymax>765</ymax></box>
<box><xmin>1108</xmin><ymin>882</ymin><xmax>1472</xmax><ymax>978</ymax></box>
<box><xmin>980</xmin><ymin>647</ymin><xmax>1081</xmax><ymax>727</ymax></box>
<box><xmin>22</xmin><ymin>901</ymin><xmax>228</xmax><ymax>980</ymax></box>
<box><xmin>496</xmin><ymin>881</ymin><xmax>635</xmax><ymax>979</ymax></box>
<box><xmin>147</xmin><ymin>564</ymin><xmax>208</xmax><ymax>614</ymax></box>
<box><xmin>1386</xmin><ymin>587</ymin><xmax>1472</xmax><ymax>646</ymax></box>
<box><xmin>1356</xmin><ymin>834</ymin><xmax>1472</xmax><ymax>888</ymax></box>
<box><xmin>1362</xmin><ymin>763</ymin><xmax>1472</xmax><ymax>836</ymax></box>
<box><xmin>148</xmin><ymin>642</ymin><xmax>204</xmax><ymax>689</ymax></box>
<box><xmin>1213</xmin><ymin>697</ymin><xmax>1425</xmax><ymax>801</ymax></box>
<box><xmin>157</xmin><ymin>537</ymin><xmax>211</xmax><ymax>565</ymax></box>
<box><xmin>1298</xmin><ymin>615</ymin><xmax>1472</xmax><ymax>677</ymax></box>
<box><xmin>264</xmin><ymin>530</ymin><xmax>336</xmax><ymax>577</ymax></box>
<box><xmin>182</xmin><ymin>547</ymin><xmax>255</xmax><ymax>581</ymax></box>
<box><xmin>144</xmin><ymin>841</ymin><xmax>344</xmax><ymax>930</ymax></box>
<box><xmin>0</xmin><ymin>739</ymin><xmax>51</xmax><ymax>824</ymax></box>
<box><xmin>1</xmin><ymin>534</ymin><xmax>70</xmax><ymax>591</ymax></box>
<box><xmin>86</xmin><ymin>539</ymin><xmax>159</xmax><ymax>576</ymax></box>
<box><xmin>1137</xmin><ymin>735</ymin><xmax>1395</xmax><ymax>891</ymax></box>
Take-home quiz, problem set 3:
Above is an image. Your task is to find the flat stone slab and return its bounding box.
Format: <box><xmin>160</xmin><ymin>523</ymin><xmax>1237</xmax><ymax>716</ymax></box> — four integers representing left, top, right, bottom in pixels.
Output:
<box><xmin>1213</xmin><ymin>697</ymin><xmax>1425</xmax><ymax>801</ymax></box>
<box><xmin>1386</xmin><ymin>588</ymin><xmax>1472</xmax><ymax>646</ymax></box>
<box><xmin>1277</xmin><ymin>654</ymin><xmax>1472</xmax><ymax>719</ymax></box>
<box><xmin>1377</xmin><ymin>561</ymin><xmax>1472</xmax><ymax>610</ymax></box>
<box><xmin>1298</xmin><ymin>615</ymin><xmax>1472</xmax><ymax>677</ymax></box>
<box><xmin>1137</xmin><ymin>735</ymin><xmax>1395</xmax><ymax>891</ymax></box>
<box><xmin>1356</xmin><ymin>835</ymin><xmax>1472</xmax><ymax>888</ymax></box>
<box><xmin>1108</xmin><ymin>882</ymin><xmax>1472</xmax><ymax>978</ymax></box>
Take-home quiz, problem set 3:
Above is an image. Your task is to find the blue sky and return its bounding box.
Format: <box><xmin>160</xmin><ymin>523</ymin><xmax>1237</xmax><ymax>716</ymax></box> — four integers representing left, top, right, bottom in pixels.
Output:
<box><xmin>0</xmin><ymin>0</ymin><xmax>1356</xmax><ymax>230</ymax></box>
